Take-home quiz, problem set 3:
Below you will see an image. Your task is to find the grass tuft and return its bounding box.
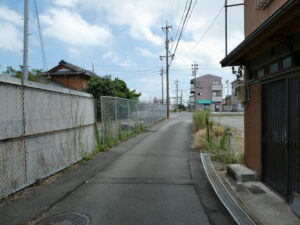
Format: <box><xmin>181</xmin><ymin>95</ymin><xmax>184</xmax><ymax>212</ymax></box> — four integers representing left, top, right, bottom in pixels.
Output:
<box><xmin>193</xmin><ymin>110</ymin><xmax>243</xmax><ymax>165</ymax></box>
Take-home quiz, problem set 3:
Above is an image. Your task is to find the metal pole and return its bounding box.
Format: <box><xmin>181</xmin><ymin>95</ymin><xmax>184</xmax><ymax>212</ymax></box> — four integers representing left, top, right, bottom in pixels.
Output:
<box><xmin>127</xmin><ymin>100</ymin><xmax>130</xmax><ymax>130</ymax></box>
<box><xmin>193</xmin><ymin>70</ymin><xmax>196</xmax><ymax>111</ymax></box>
<box><xmin>114</xmin><ymin>98</ymin><xmax>118</xmax><ymax>137</ymax></box>
<box><xmin>180</xmin><ymin>91</ymin><xmax>183</xmax><ymax>105</ymax></box>
<box><xmin>225</xmin><ymin>0</ymin><xmax>228</xmax><ymax>56</ymax></box>
<box><xmin>192</xmin><ymin>63</ymin><xmax>198</xmax><ymax>111</ymax></box>
<box><xmin>22</xmin><ymin>0</ymin><xmax>29</xmax><ymax>83</ymax></box>
<box><xmin>100</xmin><ymin>97</ymin><xmax>105</xmax><ymax>144</ymax></box>
<box><xmin>175</xmin><ymin>80</ymin><xmax>178</xmax><ymax>106</ymax></box>
<box><xmin>165</xmin><ymin>20</ymin><xmax>170</xmax><ymax>118</ymax></box>
<box><xmin>161</xmin><ymin>68</ymin><xmax>164</xmax><ymax>104</ymax></box>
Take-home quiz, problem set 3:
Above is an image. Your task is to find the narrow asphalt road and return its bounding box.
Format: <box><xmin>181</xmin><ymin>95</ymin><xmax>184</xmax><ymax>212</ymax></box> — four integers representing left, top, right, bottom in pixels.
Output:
<box><xmin>34</xmin><ymin>112</ymin><xmax>236</xmax><ymax>225</ymax></box>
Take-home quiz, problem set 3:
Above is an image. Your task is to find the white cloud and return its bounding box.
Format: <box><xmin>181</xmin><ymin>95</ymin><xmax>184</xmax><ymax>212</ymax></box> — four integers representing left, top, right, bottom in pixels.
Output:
<box><xmin>102</xmin><ymin>50</ymin><xmax>118</xmax><ymax>62</ymax></box>
<box><xmin>102</xmin><ymin>50</ymin><xmax>136</xmax><ymax>68</ymax></box>
<box><xmin>40</xmin><ymin>8</ymin><xmax>112</xmax><ymax>47</ymax></box>
<box><xmin>0</xmin><ymin>6</ymin><xmax>22</xmax><ymax>26</ymax></box>
<box><xmin>120</xmin><ymin>60</ymin><xmax>135</xmax><ymax>68</ymax></box>
<box><xmin>66</xmin><ymin>46</ymin><xmax>80</xmax><ymax>57</ymax></box>
<box><xmin>53</xmin><ymin>0</ymin><xmax>78</xmax><ymax>8</ymax></box>
<box><xmin>136</xmin><ymin>47</ymin><xmax>156</xmax><ymax>58</ymax></box>
<box><xmin>73</xmin><ymin>0</ymin><xmax>164</xmax><ymax>45</ymax></box>
<box><xmin>0</xmin><ymin>23</ymin><xmax>22</xmax><ymax>52</ymax></box>
<box><xmin>0</xmin><ymin>7</ymin><xmax>22</xmax><ymax>52</ymax></box>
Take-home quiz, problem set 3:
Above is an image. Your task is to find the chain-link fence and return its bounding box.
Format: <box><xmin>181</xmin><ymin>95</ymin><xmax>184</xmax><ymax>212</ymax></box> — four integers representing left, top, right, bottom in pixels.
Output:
<box><xmin>0</xmin><ymin>76</ymin><xmax>95</xmax><ymax>198</ymax></box>
<box><xmin>99</xmin><ymin>96</ymin><xmax>166</xmax><ymax>144</ymax></box>
<box><xmin>0</xmin><ymin>76</ymin><xmax>166</xmax><ymax>198</ymax></box>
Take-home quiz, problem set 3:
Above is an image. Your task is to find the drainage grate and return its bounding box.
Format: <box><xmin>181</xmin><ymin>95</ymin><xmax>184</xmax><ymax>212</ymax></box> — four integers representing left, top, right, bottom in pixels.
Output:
<box><xmin>36</xmin><ymin>212</ymin><xmax>91</xmax><ymax>225</ymax></box>
<box><xmin>201</xmin><ymin>153</ymin><xmax>257</xmax><ymax>225</ymax></box>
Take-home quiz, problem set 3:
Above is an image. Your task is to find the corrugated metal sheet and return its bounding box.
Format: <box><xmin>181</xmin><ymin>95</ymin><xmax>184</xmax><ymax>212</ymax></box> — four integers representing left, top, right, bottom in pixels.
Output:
<box><xmin>262</xmin><ymin>79</ymin><xmax>287</xmax><ymax>197</ymax></box>
<box><xmin>288</xmin><ymin>76</ymin><xmax>300</xmax><ymax>198</ymax></box>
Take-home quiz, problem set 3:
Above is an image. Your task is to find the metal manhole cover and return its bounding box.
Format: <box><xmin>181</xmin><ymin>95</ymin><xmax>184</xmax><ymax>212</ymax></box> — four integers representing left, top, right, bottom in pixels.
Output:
<box><xmin>37</xmin><ymin>212</ymin><xmax>91</xmax><ymax>225</ymax></box>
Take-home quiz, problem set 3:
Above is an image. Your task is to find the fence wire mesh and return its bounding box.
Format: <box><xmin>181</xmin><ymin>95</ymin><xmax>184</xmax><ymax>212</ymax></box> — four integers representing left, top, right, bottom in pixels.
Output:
<box><xmin>0</xmin><ymin>77</ymin><xmax>166</xmax><ymax>198</ymax></box>
<box><xmin>99</xmin><ymin>96</ymin><xmax>166</xmax><ymax>144</ymax></box>
<box><xmin>0</xmin><ymin>78</ymin><xmax>95</xmax><ymax>197</ymax></box>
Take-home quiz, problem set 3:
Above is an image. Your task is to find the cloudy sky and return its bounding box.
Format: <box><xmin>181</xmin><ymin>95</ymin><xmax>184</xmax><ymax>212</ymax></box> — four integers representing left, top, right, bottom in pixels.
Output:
<box><xmin>0</xmin><ymin>0</ymin><xmax>244</xmax><ymax>103</ymax></box>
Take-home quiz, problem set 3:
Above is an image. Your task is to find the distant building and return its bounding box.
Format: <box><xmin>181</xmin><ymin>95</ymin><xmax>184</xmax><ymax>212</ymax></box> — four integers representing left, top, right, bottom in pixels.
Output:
<box><xmin>44</xmin><ymin>60</ymin><xmax>95</xmax><ymax>91</ymax></box>
<box><xmin>231</xmin><ymin>79</ymin><xmax>243</xmax><ymax>112</ymax></box>
<box><xmin>223</xmin><ymin>95</ymin><xmax>233</xmax><ymax>112</ymax></box>
<box><xmin>190</xmin><ymin>74</ymin><xmax>223</xmax><ymax>111</ymax></box>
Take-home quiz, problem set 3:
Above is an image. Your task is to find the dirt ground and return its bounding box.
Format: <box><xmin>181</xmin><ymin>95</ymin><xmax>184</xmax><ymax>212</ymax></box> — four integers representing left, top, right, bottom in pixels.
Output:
<box><xmin>211</xmin><ymin>113</ymin><xmax>244</xmax><ymax>156</ymax></box>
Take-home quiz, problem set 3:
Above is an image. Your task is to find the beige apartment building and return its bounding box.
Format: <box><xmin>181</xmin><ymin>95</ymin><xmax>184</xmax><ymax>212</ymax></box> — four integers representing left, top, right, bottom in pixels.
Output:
<box><xmin>190</xmin><ymin>74</ymin><xmax>223</xmax><ymax>111</ymax></box>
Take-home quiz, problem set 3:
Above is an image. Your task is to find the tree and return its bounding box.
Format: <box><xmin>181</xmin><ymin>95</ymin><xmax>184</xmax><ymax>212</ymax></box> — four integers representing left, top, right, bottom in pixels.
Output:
<box><xmin>2</xmin><ymin>66</ymin><xmax>45</xmax><ymax>83</ymax></box>
<box><xmin>86</xmin><ymin>75</ymin><xmax>141</xmax><ymax>101</ymax></box>
<box><xmin>112</xmin><ymin>78</ymin><xmax>140</xmax><ymax>99</ymax></box>
<box><xmin>86</xmin><ymin>75</ymin><xmax>114</xmax><ymax>100</ymax></box>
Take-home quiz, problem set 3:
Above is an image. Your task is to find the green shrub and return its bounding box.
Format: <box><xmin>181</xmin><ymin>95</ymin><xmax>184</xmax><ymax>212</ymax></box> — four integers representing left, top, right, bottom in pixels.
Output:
<box><xmin>193</xmin><ymin>114</ymin><xmax>244</xmax><ymax>165</ymax></box>
<box><xmin>193</xmin><ymin>109</ymin><xmax>210</xmax><ymax>131</ymax></box>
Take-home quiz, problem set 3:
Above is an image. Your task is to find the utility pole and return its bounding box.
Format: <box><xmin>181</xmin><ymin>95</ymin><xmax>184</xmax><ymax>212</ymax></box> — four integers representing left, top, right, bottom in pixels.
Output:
<box><xmin>180</xmin><ymin>91</ymin><xmax>183</xmax><ymax>105</ymax></box>
<box><xmin>191</xmin><ymin>63</ymin><xmax>198</xmax><ymax>111</ymax></box>
<box><xmin>22</xmin><ymin>0</ymin><xmax>29</xmax><ymax>82</ymax></box>
<box><xmin>160</xmin><ymin>20</ymin><xmax>173</xmax><ymax>118</ymax></box>
<box><xmin>91</xmin><ymin>63</ymin><xmax>95</xmax><ymax>74</ymax></box>
<box><xmin>160</xmin><ymin>67</ymin><xmax>164</xmax><ymax>104</ymax></box>
<box><xmin>225</xmin><ymin>0</ymin><xmax>228</xmax><ymax>56</ymax></box>
<box><xmin>225</xmin><ymin>0</ymin><xmax>244</xmax><ymax>56</ymax></box>
<box><xmin>175</xmin><ymin>80</ymin><xmax>179</xmax><ymax>106</ymax></box>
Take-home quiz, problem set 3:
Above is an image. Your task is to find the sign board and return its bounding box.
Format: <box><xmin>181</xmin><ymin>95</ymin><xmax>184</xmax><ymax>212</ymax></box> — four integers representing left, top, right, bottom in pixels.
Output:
<box><xmin>197</xmin><ymin>99</ymin><xmax>212</xmax><ymax>104</ymax></box>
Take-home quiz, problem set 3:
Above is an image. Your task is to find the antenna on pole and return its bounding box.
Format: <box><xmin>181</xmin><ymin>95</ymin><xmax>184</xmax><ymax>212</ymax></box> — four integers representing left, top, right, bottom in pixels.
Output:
<box><xmin>22</xmin><ymin>0</ymin><xmax>29</xmax><ymax>83</ymax></box>
<box><xmin>92</xmin><ymin>63</ymin><xmax>95</xmax><ymax>74</ymax></box>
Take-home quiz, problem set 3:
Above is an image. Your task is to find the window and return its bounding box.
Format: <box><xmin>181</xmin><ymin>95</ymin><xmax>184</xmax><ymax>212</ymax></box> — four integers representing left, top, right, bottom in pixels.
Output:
<box><xmin>250</xmin><ymin>54</ymin><xmax>294</xmax><ymax>80</ymax></box>
<box><xmin>295</xmin><ymin>51</ymin><xmax>300</xmax><ymax>67</ymax></box>
<box><xmin>269</xmin><ymin>62</ymin><xmax>279</xmax><ymax>73</ymax></box>
<box><xmin>282</xmin><ymin>56</ymin><xmax>292</xmax><ymax>68</ymax></box>
<box><xmin>257</xmin><ymin>68</ymin><xmax>265</xmax><ymax>77</ymax></box>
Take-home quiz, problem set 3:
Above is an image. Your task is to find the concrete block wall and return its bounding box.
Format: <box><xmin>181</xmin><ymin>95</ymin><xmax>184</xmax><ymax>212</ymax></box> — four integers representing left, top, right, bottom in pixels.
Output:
<box><xmin>0</xmin><ymin>76</ymin><xmax>96</xmax><ymax>197</ymax></box>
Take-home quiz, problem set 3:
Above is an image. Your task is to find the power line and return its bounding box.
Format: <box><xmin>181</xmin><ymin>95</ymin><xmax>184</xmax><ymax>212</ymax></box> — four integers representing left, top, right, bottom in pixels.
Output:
<box><xmin>184</xmin><ymin>5</ymin><xmax>224</xmax><ymax>57</ymax></box>
<box><xmin>170</xmin><ymin>0</ymin><xmax>189</xmax><ymax>52</ymax></box>
<box><xmin>180</xmin><ymin>0</ymin><xmax>198</xmax><ymax>37</ymax></box>
<box><xmin>22</xmin><ymin>0</ymin><xmax>29</xmax><ymax>82</ymax></box>
<box><xmin>169</xmin><ymin>0</ymin><xmax>198</xmax><ymax>67</ymax></box>
<box><xmin>170</xmin><ymin>0</ymin><xmax>194</xmax><ymax>63</ymax></box>
<box><xmin>34</xmin><ymin>0</ymin><xmax>48</xmax><ymax>71</ymax></box>
<box><xmin>113</xmin><ymin>70</ymin><xmax>160</xmax><ymax>79</ymax></box>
